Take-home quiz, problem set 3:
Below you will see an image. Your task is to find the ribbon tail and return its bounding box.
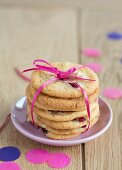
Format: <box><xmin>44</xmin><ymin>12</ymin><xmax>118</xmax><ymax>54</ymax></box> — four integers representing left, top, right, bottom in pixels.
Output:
<box><xmin>30</xmin><ymin>77</ymin><xmax>58</xmax><ymax>124</ymax></box>
<box><xmin>23</xmin><ymin>68</ymin><xmax>39</xmax><ymax>73</ymax></box>
<box><xmin>78</xmin><ymin>86</ymin><xmax>90</xmax><ymax>132</ymax></box>
<box><xmin>0</xmin><ymin>114</ymin><xmax>11</xmax><ymax>132</ymax></box>
<box><xmin>14</xmin><ymin>68</ymin><xmax>30</xmax><ymax>82</ymax></box>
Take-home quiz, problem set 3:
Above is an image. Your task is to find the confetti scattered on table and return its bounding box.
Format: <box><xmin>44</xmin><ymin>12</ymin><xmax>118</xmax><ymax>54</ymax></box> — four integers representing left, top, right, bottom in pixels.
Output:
<box><xmin>103</xmin><ymin>87</ymin><xmax>122</xmax><ymax>99</ymax></box>
<box><xmin>47</xmin><ymin>152</ymin><xmax>71</xmax><ymax>169</ymax></box>
<box><xmin>0</xmin><ymin>162</ymin><xmax>21</xmax><ymax>170</ymax></box>
<box><xmin>14</xmin><ymin>67</ymin><xmax>30</xmax><ymax>82</ymax></box>
<box><xmin>0</xmin><ymin>146</ymin><xmax>21</xmax><ymax>162</ymax></box>
<box><xmin>85</xmin><ymin>62</ymin><xmax>103</xmax><ymax>73</ymax></box>
<box><xmin>107</xmin><ymin>32</ymin><xmax>122</xmax><ymax>40</ymax></box>
<box><xmin>82</xmin><ymin>48</ymin><xmax>102</xmax><ymax>57</ymax></box>
<box><xmin>26</xmin><ymin>148</ymin><xmax>50</xmax><ymax>164</ymax></box>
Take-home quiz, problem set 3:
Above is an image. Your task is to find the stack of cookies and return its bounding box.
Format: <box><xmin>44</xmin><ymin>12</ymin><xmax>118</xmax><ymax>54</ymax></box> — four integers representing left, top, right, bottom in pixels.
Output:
<box><xmin>26</xmin><ymin>62</ymin><xmax>100</xmax><ymax>140</ymax></box>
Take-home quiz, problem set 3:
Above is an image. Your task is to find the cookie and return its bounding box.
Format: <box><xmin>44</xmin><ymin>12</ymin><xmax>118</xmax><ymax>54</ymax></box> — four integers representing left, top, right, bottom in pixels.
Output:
<box><xmin>27</xmin><ymin>100</ymin><xmax>99</xmax><ymax>122</ymax></box>
<box><xmin>31</xmin><ymin>62</ymin><xmax>99</xmax><ymax>98</ymax></box>
<box><xmin>46</xmin><ymin>132</ymin><xmax>81</xmax><ymax>140</ymax></box>
<box><xmin>28</xmin><ymin>110</ymin><xmax>100</xmax><ymax>130</ymax></box>
<box><xmin>26</xmin><ymin>84</ymin><xmax>99</xmax><ymax>111</ymax></box>
<box><xmin>27</xmin><ymin>114</ymin><xmax>99</xmax><ymax>139</ymax></box>
<box><xmin>39</xmin><ymin>117</ymin><xmax>99</xmax><ymax>135</ymax></box>
<box><xmin>46</xmin><ymin>117</ymin><xmax>99</xmax><ymax>139</ymax></box>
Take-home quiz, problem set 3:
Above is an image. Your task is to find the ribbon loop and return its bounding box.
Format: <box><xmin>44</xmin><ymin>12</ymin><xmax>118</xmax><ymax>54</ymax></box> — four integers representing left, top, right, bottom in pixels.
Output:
<box><xmin>33</xmin><ymin>59</ymin><xmax>53</xmax><ymax>67</ymax></box>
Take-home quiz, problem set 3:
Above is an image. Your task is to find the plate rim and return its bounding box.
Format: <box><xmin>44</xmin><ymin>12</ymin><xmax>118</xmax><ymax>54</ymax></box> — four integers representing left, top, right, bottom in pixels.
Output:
<box><xmin>11</xmin><ymin>96</ymin><xmax>113</xmax><ymax>146</ymax></box>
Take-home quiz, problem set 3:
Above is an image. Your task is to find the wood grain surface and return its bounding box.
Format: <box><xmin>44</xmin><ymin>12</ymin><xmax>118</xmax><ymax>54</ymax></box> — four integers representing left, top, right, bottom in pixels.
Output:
<box><xmin>0</xmin><ymin>6</ymin><xmax>82</xmax><ymax>170</ymax></box>
<box><xmin>0</xmin><ymin>2</ymin><xmax>121</xmax><ymax>170</ymax></box>
<box><xmin>81</xmin><ymin>9</ymin><xmax>122</xmax><ymax>170</ymax></box>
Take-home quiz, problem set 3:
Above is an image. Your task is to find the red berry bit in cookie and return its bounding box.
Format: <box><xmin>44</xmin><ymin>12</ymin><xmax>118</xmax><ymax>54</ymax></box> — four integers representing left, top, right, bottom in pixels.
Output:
<box><xmin>78</xmin><ymin>117</ymin><xmax>85</xmax><ymax>122</ymax></box>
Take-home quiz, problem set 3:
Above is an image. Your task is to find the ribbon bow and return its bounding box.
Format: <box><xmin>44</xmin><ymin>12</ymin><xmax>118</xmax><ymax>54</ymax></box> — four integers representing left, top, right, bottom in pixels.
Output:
<box><xmin>23</xmin><ymin>59</ymin><xmax>95</xmax><ymax>132</ymax></box>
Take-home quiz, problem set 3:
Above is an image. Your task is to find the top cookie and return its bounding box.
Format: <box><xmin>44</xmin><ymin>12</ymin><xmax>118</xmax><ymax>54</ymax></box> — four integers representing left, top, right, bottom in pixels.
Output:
<box><xmin>31</xmin><ymin>62</ymin><xmax>99</xmax><ymax>98</ymax></box>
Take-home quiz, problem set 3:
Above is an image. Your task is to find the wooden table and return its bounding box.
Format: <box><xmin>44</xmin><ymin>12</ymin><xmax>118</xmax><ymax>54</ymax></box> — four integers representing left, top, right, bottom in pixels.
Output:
<box><xmin>0</xmin><ymin>1</ymin><xmax>122</xmax><ymax>170</ymax></box>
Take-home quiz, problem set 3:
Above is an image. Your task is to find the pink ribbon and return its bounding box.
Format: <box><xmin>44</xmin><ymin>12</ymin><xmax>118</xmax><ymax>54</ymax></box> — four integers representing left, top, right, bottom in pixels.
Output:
<box><xmin>23</xmin><ymin>59</ymin><xmax>95</xmax><ymax>132</ymax></box>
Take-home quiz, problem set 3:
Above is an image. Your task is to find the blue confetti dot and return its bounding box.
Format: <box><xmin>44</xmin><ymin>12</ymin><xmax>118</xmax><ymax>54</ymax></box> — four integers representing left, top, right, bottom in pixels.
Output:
<box><xmin>107</xmin><ymin>32</ymin><xmax>122</xmax><ymax>40</ymax></box>
<box><xmin>0</xmin><ymin>146</ymin><xmax>21</xmax><ymax>161</ymax></box>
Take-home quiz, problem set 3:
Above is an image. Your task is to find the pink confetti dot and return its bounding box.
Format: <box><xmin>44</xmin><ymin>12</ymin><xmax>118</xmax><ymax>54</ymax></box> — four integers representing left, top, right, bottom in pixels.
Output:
<box><xmin>82</xmin><ymin>48</ymin><xmax>102</xmax><ymax>57</ymax></box>
<box><xmin>25</xmin><ymin>148</ymin><xmax>50</xmax><ymax>164</ymax></box>
<box><xmin>85</xmin><ymin>62</ymin><xmax>103</xmax><ymax>73</ymax></box>
<box><xmin>47</xmin><ymin>152</ymin><xmax>71</xmax><ymax>169</ymax></box>
<box><xmin>103</xmin><ymin>87</ymin><xmax>122</xmax><ymax>99</ymax></box>
<box><xmin>0</xmin><ymin>162</ymin><xmax>21</xmax><ymax>170</ymax></box>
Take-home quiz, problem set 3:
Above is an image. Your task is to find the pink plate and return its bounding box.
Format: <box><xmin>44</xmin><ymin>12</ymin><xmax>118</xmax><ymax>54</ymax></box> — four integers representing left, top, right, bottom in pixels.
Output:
<box><xmin>11</xmin><ymin>97</ymin><xmax>112</xmax><ymax>146</ymax></box>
